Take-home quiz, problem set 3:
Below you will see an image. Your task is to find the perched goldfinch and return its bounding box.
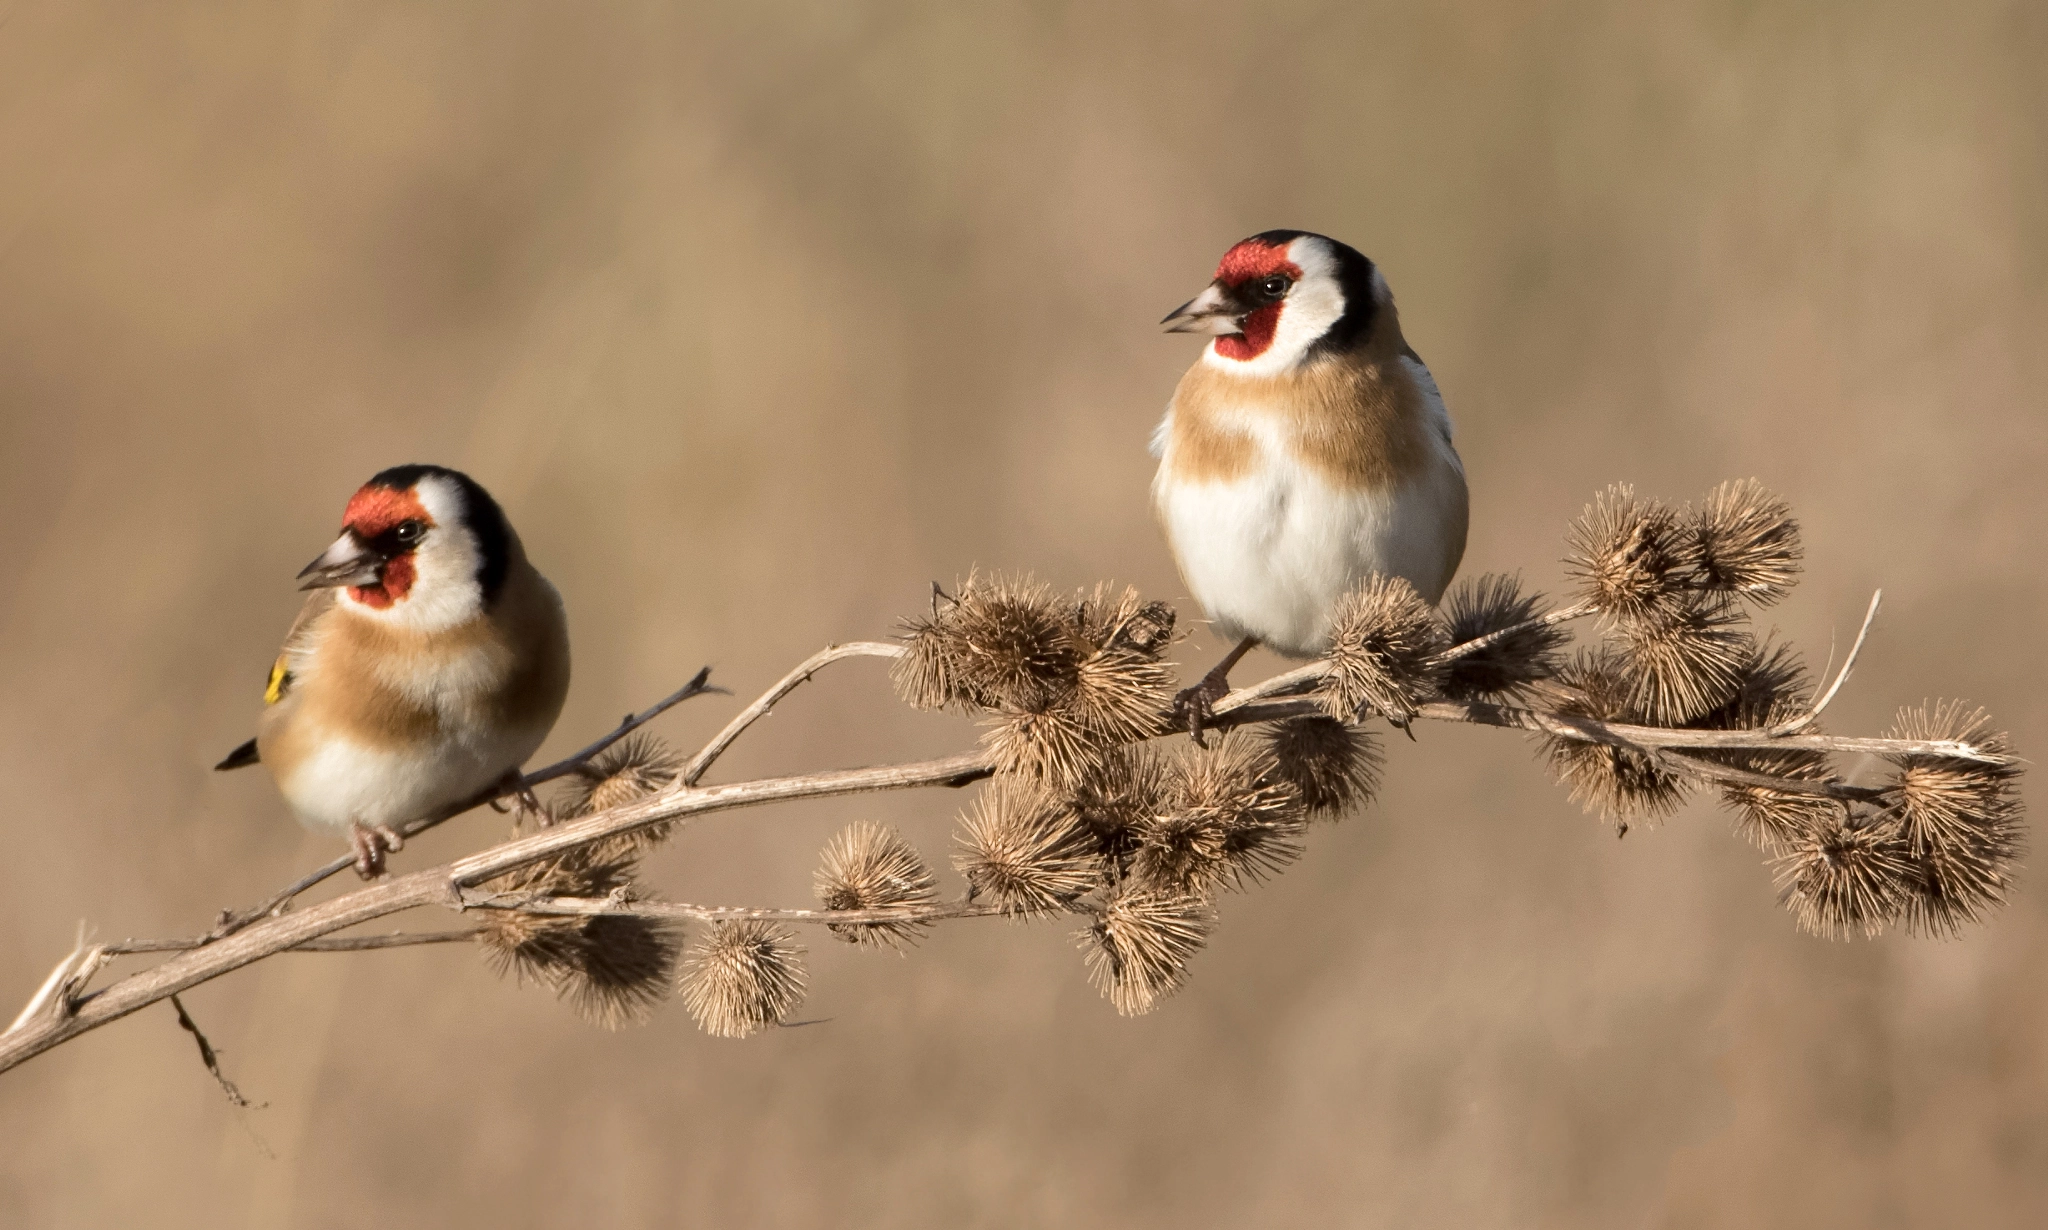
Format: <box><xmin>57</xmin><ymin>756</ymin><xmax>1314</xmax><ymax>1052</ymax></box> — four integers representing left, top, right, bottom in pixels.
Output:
<box><xmin>1153</xmin><ymin>230</ymin><xmax>1469</xmax><ymax>734</ymax></box>
<box><xmin>216</xmin><ymin>465</ymin><xmax>571</xmax><ymax>877</ymax></box>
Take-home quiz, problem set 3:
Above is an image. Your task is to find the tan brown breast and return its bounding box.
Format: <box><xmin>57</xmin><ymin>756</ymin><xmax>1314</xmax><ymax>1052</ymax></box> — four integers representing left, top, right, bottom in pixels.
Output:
<box><xmin>1162</xmin><ymin>310</ymin><xmax>1440</xmax><ymax>493</ymax></box>
<box><xmin>259</xmin><ymin>558</ymin><xmax>570</xmax><ymax>760</ymax></box>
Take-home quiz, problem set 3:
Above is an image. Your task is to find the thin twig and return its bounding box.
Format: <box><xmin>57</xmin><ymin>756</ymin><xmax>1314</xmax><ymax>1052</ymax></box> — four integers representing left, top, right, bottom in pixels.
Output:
<box><xmin>0</xmin><ymin>748</ymin><xmax>995</xmax><ymax>1074</ymax></box>
<box><xmin>1414</xmin><ymin>697</ymin><xmax>2006</xmax><ymax>765</ymax></box>
<box><xmin>682</xmin><ymin>643</ymin><xmax>902</xmax><ymax>786</ymax></box>
<box><xmin>462</xmin><ymin>894</ymin><xmax>1021</xmax><ymax>926</ymax></box>
<box><xmin>1208</xmin><ymin>661</ymin><xmax>1330</xmax><ymax>717</ymax></box>
<box><xmin>1429</xmin><ymin>600</ymin><xmax>1599</xmax><ymax>665</ymax></box>
<box><xmin>1771</xmin><ymin>590</ymin><xmax>1881</xmax><ymax>735</ymax></box>
<box><xmin>170</xmin><ymin>994</ymin><xmax>257</xmax><ymax>1109</ymax></box>
<box><xmin>212</xmin><ymin>669</ymin><xmax>722</xmax><ymax>935</ymax></box>
<box><xmin>110</xmin><ymin>931</ymin><xmax>479</xmax><ymax>955</ymax></box>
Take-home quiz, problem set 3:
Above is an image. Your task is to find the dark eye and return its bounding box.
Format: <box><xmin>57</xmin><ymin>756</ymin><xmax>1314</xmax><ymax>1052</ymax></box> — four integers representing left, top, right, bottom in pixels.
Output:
<box><xmin>392</xmin><ymin>520</ymin><xmax>426</xmax><ymax>547</ymax></box>
<box><xmin>1259</xmin><ymin>275</ymin><xmax>1291</xmax><ymax>299</ymax></box>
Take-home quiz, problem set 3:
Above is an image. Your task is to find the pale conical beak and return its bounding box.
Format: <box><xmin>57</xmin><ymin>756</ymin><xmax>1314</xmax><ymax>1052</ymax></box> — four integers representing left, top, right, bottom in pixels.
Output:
<box><xmin>1161</xmin><ymin>282</ymin><xmax>1248</xmax><ymax>335</ymax></box>
<box><xmin>297</xmin><ymin>531</ymin><xmax>388</xmax><ymax>590</ymax></box>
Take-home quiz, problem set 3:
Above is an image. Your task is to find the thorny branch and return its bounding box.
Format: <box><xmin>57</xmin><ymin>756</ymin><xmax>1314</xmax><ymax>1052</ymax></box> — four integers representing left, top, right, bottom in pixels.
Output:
<box><xmin>0</xmin><ymin>480</ymin><xmax>2024</xmax><ymax>1075</ymax></box>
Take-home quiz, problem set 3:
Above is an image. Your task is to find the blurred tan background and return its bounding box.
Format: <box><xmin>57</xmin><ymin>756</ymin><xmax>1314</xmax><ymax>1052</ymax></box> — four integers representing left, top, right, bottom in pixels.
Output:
<box><xmin>1</xmin><ymin>1</ymin><xmax>2044</xmax><ymax>1225</ymax></box>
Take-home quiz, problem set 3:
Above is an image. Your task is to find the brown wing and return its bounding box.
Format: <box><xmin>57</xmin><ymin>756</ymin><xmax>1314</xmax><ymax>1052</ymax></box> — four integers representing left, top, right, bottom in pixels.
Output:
<box><xmin>214</xmin><ymin>589</ymin><xmax>339</xmax><ymax>770</ymax></box>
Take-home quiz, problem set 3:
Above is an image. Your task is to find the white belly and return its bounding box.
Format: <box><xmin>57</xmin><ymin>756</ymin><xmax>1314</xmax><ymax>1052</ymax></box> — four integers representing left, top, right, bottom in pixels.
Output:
<box><xmin>1154</xmin><ymin>428</ymin><xmax>1465</xmax><ymax>658</ymax></box>
<box><xmin>276</xmin><ymin>720</ymin><xmax>548</xmax><ymax>833</ymax></box>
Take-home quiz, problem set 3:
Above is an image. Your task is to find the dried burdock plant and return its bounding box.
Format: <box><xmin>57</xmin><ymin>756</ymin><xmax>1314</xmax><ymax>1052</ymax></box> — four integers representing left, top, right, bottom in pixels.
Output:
<box><xmin>1566</xmin><ymin>484</ymin><xmax>1687</xmax><ymax>619</ymax></box>
<box><xmin>1320</xmin><ymin>573</ymin><xmax>1448</xmax><ymax>724</ymax></box>
<box><xmin>814</xmin><ymin>821</ymin><xmax>939</xmax><ymax>948</ymax></box>
<box><xmin>1074</xmin><ymin>585</ymin><xmax>1178</xmax><ymax>659</ymax></box>
<box><xmin>1772</xmin><ymin>813</ymin><xmax>1916</xmax><ymax>940</ymax></box>
<box><xmin>8</xmin><ymin>481</ymin><xmax>2027</xmax><ymax>1077</ymax></box>
<box><xmin>1077</xmin><ymin>889</ymin><xmax>1217</xmax><ymax>1017</ymax></box>
<box><xmin>891</xmin><ymin>587</ymin><xmax>968</xmax><ymax>712</ymax></box>
<box><xmin>1609</xmin><ymin>595</ymin><xmax>1751</xmax><ymax>726</ymax></box>
<box><xmin>475</xmin><ymin>848</ymin><xmax>680</xmax><ymax>1029</ymax></box>
<box><xmin>1261</xmin><ymin>715</ymin><xmax>1382</xmax><ymax>821</ymax></box>
<box><xmin>1132</xmin><ymin>734</ymin><xmax>1305</xmax><ymax>896</ymax></box>
<box><xmin>554</xmin><ymin>733</ymin><xmax>684</xmax><ymax>856</ymax></box>
<box><xmin>903</xmin><ymin>576</ymin><xmax>1176</xmax><ymax>784</ymax></box>
<box><xmin>1542</xmin><ymin>649</ymin><xmax>1689</xmax><ymax>827</ymax></box>
<box><xmin>1694</xmin><ymin>640</ymin><xmax>1837</xmax><ymax>850</ymax></box>
<box><xmin>1886</xmin><ymin>701</ymin><xmax>2024</xmax><ymax>937</ymax></box>
<box><xmin>1067</xmin><ymin>746</ymin><xmax>1172</xmax><ymax>873</ymax></box>
<box><xmin>678</xmin><ymin>920</ymin><xmax>807</xmax><ymax>1039</ymax></box>
<box><xmin>926</xmin><ymin>573</ymin><xmax>1080</xmax><ymax>711</ymax></box>
<box><xmin>953</xmin><ymin>777</ymin><xmax>1102</xmax><ymax>917</ymax></box>
<box><xmin>1438</xmin><ymin>573</ymin><xmax>1569</xmax><ymax>702</ymax></box>
<box><xmin>1680</xmin><ymin>478</ymin><xmax>1802</xmax><ymax>604</ymax></box>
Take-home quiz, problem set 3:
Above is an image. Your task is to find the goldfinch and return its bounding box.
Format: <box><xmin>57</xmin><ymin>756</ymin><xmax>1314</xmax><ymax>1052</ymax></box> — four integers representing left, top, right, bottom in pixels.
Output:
<box><xmin>1153</xmin><ymin>230</ymin><xmax>1469</xmax><ymax>734</ymax></box>
<box><xmin>215</xmin><ymin>465</ymin><xmax>571</xmax><ymax>877</ymax></box>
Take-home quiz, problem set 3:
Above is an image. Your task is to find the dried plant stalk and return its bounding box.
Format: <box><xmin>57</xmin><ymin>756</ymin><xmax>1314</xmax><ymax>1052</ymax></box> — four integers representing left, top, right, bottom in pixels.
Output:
<box><xmin>2</xmin><ymin>481</ymin><xmax>2026</xmax><ymax>1077</ymax></box>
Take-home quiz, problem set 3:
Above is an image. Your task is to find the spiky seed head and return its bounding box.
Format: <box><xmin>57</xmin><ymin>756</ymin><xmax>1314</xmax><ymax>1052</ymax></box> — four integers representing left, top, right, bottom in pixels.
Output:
<box><xmin>559</xmin><ymin>915</ymin><xmax>684</xmax><ymax>1029</ymax></box>
<box><xmin>1438</xmin><ymin>574</ymin><xmax>1569</xmax><ymax>702</ymax></box>
<box><xmin>1133</xmin><ymin>734</ymin><xmax>1306</xmax><ymax>896</ymax></box>
<box><xmin>1076</xmin><ymin>889</ymin><xmax>1216</xmax><ymax>1016</ymax></box>
<box><xmin>1320</xmin><ymin>573</ymin><xmax>1448</xmax><ymax>723</ymax></box>
<box><xmin>1542</xmin><ymin>649</ymin><xmax>1689</xmax><ymax>826</ymax></box>
<box><xmin>1071</xmin><ymin>648</ymin><xmax>1178</xmax><ymax>743</ymax></box>
<box><xmin>1685</xmin><ymin>639</ymin><xmax>1834</xmax><ymax>850</ymax></box>
<box><xmin>891</xmin><ymin>598</ymin><xmax>966</xmax><ymax>711</ymax></box>
<box><xmin>946</xmin><ymin>573</ymin><xmax>1082</xmax><ymax>710</ymax></box>
<box><xmin>475</xmin><ymin>850</ymin><xmax>679</xmax><ymax>1028</ymax></box>
<box><xmin>1068</xmin><ymin>747</ymin><xmax>1172</xmax><ymax>872</ymax></box>
<box><xmin>1694</xmin><ymin>638</ymin><xmax>1812</xmax><ymax>731</ymax></box>
<box><xmin>1884</xmin><ymin>702</ymin><xmax>2024</xmax><ymax>937</ymax></box>
<box><xmin>1722</xmin><ymin>776</ymin><xmax>1843</xmax><ymax>853</ymax></box>
<box><xmin>953</xmin><ymin>778</ymin><xmax>1103</xmax><ymax>916</ymax></box>
<box><xmin>981</xmin><ymin>703</ymin><xmax>1106</xmax><ymax>786</ymax></box>
<box><xmin>1610</xmin><ymin>595</ymin><xmax>1752</xmax><ymax>725</ymax></box>
<box><xmin>890</xmin><ymin>573</ymin><xmax>1082</xmax><ymax>711</ymax></box>
<box><xmin>678</xmin><ymin>920</ymin><xmax>807</xmax><ymax>1038</ymax></box>
<box><xmin>1261</xmin><ymin>716</ymin><xmax>1381</xmax><ymax>821</ymax></box>
<box><xmin>1680</xmin><ymin>479</ymin><xmax>1802</xmax><ymax>605</ymax></box>
<box><xmin>560</xmin><ymin>733</ymin><xmax>683</xmax><ymax>816</ymax></box>
<box><xmin>814</xmin><ymin>821</ymin><xmax>939</xmax><ymax>948</ymax></box>
<box><xmin>551</xmin><ymin>733</ymin><xmax>684</xmax><ymax>857</ymax></box>
<box><xmin>1073</xmin><ymin>585</ymin><xmax>1178</xmax><ymax>660</ymax></box>
<box><xmin>1771</xmin><ymin>812</ymin><xmax>1913</xmax><ymax>940</ymax></box>
<box><xmin>1565</xmin><ymin>484</ymin><xmax>1687</xmax><ymax>620</ymax></box>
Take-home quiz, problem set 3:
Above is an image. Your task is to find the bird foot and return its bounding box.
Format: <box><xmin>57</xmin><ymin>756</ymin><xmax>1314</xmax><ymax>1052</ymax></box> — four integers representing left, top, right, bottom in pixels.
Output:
<box><xmin>1171</xmin><ymin>673</ymin><xmax>1232</xmax><ymax>747</ymax></box>
<box><xmin>350</xmin><ymin>823</ymin><xmax>404</xmax><ymax>879</ymax></box>
<box><xmin>487</xmin><ymin>771</ymin><xmax>544</xmax><ymax>823</ymax></box>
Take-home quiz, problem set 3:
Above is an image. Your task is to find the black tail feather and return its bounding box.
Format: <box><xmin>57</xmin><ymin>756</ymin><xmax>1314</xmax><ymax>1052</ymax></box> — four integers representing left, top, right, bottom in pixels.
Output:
<box><xmin>214</xmin><ymin>738</ymin><xmax>260</xmax><ymax>771</ymax></box>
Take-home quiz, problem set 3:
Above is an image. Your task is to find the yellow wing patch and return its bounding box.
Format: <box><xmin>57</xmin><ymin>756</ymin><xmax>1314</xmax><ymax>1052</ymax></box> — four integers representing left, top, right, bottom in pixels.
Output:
<box><xmin>263</xmin><ymin>656</ymin><xmax>292</xmax><ymax>706</ymax></box>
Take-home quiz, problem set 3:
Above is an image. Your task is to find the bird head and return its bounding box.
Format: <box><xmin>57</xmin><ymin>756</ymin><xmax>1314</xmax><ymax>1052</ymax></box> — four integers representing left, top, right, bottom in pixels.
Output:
<box><xmin>1162</xmin><ymin>230</ymin><xmax>1387</xmax><ymax>373</ymax></box>
<box><xmin>298</xmin><ymin>464</ymin><xmax>514</xmax><ymax>632</ymax></box>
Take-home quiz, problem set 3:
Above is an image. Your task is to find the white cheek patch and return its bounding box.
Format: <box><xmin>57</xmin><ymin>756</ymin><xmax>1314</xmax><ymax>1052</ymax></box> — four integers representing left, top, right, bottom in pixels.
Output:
<box><xmin>1199</xmin><ymin>236</ymin><xmax>1348</xmax><ymax>378</ymax></box>
<box><xmin>341</xmin><ymin>476</ymin><xmax>487</xmax><ymax>635</ymax></box>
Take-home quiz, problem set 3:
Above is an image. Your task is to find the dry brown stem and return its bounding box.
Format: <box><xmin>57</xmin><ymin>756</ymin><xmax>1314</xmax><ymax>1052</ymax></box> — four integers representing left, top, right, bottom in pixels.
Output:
<box><xmin>0</xmin><ymin>541</ymin><xmax>2019</xmax><ymax>1072</ymax></box>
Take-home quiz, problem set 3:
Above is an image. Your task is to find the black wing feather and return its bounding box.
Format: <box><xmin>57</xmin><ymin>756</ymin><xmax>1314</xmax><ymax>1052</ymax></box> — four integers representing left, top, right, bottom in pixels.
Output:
<box><xmin>214</xmin><ymin>738</ymin><xmax>261</xmax><ymax>771</ymax></box>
